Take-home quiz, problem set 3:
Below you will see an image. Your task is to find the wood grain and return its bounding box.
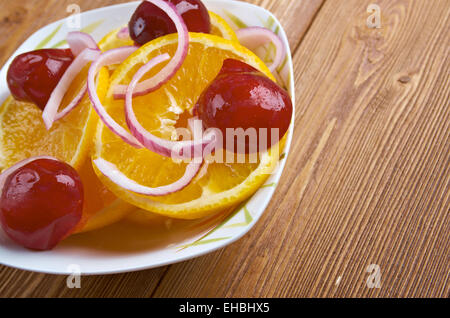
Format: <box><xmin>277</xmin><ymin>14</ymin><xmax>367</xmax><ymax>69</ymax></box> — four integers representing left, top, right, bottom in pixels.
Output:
<box><xmin>0</xmin><ymin>0</ymin><xmax>448</xmax><ymax>298</ymax></box>
<box><xmin>0</xmin><ymin>0</ymin><xmax>322</xmax><ymax>65</ymax></box>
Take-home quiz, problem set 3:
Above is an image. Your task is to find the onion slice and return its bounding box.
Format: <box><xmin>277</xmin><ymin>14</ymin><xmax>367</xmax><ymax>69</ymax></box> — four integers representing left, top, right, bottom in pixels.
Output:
<box><xmin>113</xmin><ymin>0</ymin><xmax>189</xmax><ymax>98</ymax></box>
<box><xmin>92</xmin><ymin>111</ymin><xmax>205</xmax><ymax>196</ymax></box>
<box><xmin>93</xmin><ymin>157</ymin><xmax>201</xmax><ymax>196</ymax></box>
<box><xmin>67</xmin><ymin>31</ymin><xmax>99</xmax><ymax>56</ymax></box>
<box><xmin>42</xmin><ymin>32</ymin><xmax>99</xmax><ymax>124</ymax></box>
<box><xmin>125</xmin><ymin>54</ymin><xmax>215</xmax><ymax>159</ymax></box>
<box><xmin>236</xmin><ymin>26</ymin><xmax>286</xmax><ymax>73</ymax></box>
<box><xmin>53</xmin><ymin>83</ymin><xmax>87</xmax><ymax>121</ymax></box>
<box><xmin>117</xmin><ymin>27</ymin><xmax>130</xmax><ymax>39</ymax></box>
<box><xmin>42</xmin><ymin>48</ymin><xmax>101</xmax><ymax>129</ymax></box>
<box><xmin>86</xmin><ymin>46</ymin><xmax>142</xmax><ymax>148</ymax></box>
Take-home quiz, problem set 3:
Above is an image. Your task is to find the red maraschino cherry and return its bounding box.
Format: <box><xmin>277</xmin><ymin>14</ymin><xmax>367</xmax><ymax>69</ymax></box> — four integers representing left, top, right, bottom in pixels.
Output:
<box><xmin>129</xmin><ymin>0</ymin><xmax>211</xmax><ymax>45</ymax></box>
<box><xmin>0</xmin><ymin>158</ymin><xmax>83</xmax><ymax>250</ymax></box>
<box><xmin>194</xmin><ymin>59</ymin><xmax>292</xmax><ymax>153</ymax></box>
<box><xmin>7</xmin><ymin>49</ymin><xmax>74</xmax><ymax>110</ymax></box>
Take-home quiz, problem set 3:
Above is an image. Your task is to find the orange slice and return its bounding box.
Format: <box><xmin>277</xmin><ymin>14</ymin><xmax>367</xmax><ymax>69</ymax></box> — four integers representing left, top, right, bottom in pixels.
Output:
<box><xmin>209</xmin><ymin>11</ymin><xmax>238</xmax><ymax>42</ymax></box>
<box><xmin>0</xmin><ymin>67</ymin><xmax>109</xmax><ymax>170</ymax></box>
<box><xmin>73</xmin><ymin>159</ymin><xmax>135</xmax><ymax>233</ymax></box>
<box><xmin>93</xmin><ymin>33</ymin><xmax>284</xmax><ymax>219</ymax></box>
<box><xmin>98</xmin><ymin>27</ymin><xmax>134</xmax><ymax>52</ymax></box>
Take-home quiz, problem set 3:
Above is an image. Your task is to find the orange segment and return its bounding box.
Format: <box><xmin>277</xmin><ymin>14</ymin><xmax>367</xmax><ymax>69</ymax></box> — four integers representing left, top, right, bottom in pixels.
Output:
<box><xmin>73</xmin><ymin>159</ymin><xmax>136</xmax><ymax>233</ymax></box>
<box><xmin>94</xmin><ymin>33</ymin><xmax>284</xmax><ymax>219</ymax></box>
<box><xmin>98</xmin><ymin>27</ymin><xmax>134</xmax><ymax>52</ymax></box>
<box><xmin>209</xmin><ymin>11</ymin><xmax>239</xmax><ymax>42</ymax></box>
<box><xmin>0</xmin><ymin>67</ymin><xmax>109</xmax><ymax>170</ymax></box>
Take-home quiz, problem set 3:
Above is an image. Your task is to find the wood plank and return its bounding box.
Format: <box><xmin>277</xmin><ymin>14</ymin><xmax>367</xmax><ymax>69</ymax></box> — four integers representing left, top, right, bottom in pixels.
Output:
<box><xmin>153</xmin><ymin>0</ymin><xmax>449</xmax><ymax>297</ymax></box>
<box><xmin>0</xmin><ymin>265</ymin><xmax>167</xmax><ymax>297</ymax></box>
<box><xmin>0</xmin><ymin>0</ymin><xmax>324</xmax><ymax>297</ymax></box>
<box><xmin>250</xmin><ymin>0</ymin><xmax>324</xmax><ymax>49</ymax></box>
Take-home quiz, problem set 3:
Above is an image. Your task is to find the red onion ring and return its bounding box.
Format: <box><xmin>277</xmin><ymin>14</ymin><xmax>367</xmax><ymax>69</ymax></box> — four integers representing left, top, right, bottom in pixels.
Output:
<box><xmin>67</xmin><ymin>31</ymin><xmax>99</xmax><ymax>56</ymax></box>
<box><xmin>116</xmin><ymin>27</ymin><xmax>130</xmax><ymax>39</ymax></box>
<box><xmin>113</xmin><ymin>0</ymin><xmax>189</xmax><ymax>99</ymax></box>
<box><xmin>93</xmin><ymin>157</ymin><xmax>201</xmax><ymax>196</ymax></box>
<box><xmin>92</xmin><ymin>111</ymin><xmax>205</xmax><ymax>196</ymax></box>
<box><xmin>124</xmin><ymin>54</ymin><xmax>215</xmax><ymax>159</ymax></box>
<box><xmin>93</xmin><ymin>78</ymin><xmax>207</xmax><ymax>196</ymax></box>
<box><xmin>236</xmin><ymin>26</ymin><xmax>286</xmax><ymax>73</ymax></box>
<box><xmin>86</xmin><ymin>46</ymin><xmax>142</xmax><ymax>148</ymax></box>
<box><xmin>42</xmin><ymin>48</ymin><xmax>101</xmax><ymax>129</ymax></box>
<box><xmin>53</xmin><ymin>83</ymin><xmax>87</xmax><ymax>121</ymax></box>
<box><xmin>41</xmin><ymin>32</ymin><xmax>99</xmax><ymax>124</ymax></box>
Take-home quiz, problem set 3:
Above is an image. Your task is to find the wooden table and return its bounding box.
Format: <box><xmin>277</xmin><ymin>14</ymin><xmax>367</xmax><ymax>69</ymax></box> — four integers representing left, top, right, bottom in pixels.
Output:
<box><xmin>0</xmin><ymin>0</ymin><xmax>448</xmax><ymax>298</ymax></box>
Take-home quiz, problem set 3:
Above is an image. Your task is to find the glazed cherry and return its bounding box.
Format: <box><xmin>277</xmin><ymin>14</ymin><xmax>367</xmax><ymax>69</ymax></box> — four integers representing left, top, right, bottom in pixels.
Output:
<box><xmin>129</xmin><ymin>0</ymin><xmax>211</xmax><ymax>45</ymax></box>
<box><xmin>7</xmin><ymin>48</ymin><xmax>74</xmax><ymax>110</ymax></box>
<box><xmin>194</xmin><ymin>59</ymin><xmax>292</xmax><ymax>153</ymax></box>
<box><xmin>218</xmin><ymin>58</ymin><xmax>260</xmax><ymax>75</ymax></box>
<box><xmin>0</xmin><ymin>158</ymin><xmax>83</xmax><ymax>250</ymax></box>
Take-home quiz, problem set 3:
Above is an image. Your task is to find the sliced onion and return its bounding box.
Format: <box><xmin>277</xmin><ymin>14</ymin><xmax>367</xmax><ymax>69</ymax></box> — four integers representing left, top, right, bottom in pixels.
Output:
<box><xmin>117</xmin><ymin>27</ymin><xmax>130</xmax><ymax>39</ymax></box>
<box><xmin>113</xmin><ymin>0</ymin><xmax>189</xmax><ymax>99</ymax></box>
<box><xmin>92</xmin><ymin>111</ymin><xmax>205</xmax><ymax>196</ymax></box>
<box><xmin>87</xmin><ymin>46</ymin><xmax>141</xmax><ymax>148</ymax></box>
<box><xmin>67</xmin><ymin>31</ymin><xmax>99</xmax><ymax>56</ymax></box>
<box><xmin>42</xmin><ymin>48</ymin><xmax>101</xmax><ymax>129</ymax></box>
<box><xmin>125</xmin><ymin>54</ymin><xmax>215</xmax><ymax>159</ymax></box>
<box><xmin>0</xmin><ymin>156</ymin><xmax>58</xmax><ymax>195</ymax></box>
<box><xmin>53</xmin><ymin>83</ymin><xmax>87</xmax><ymax>121</ymax></box>
<box><xmin>93</xmin><ymin>157</ymin><xmax>201</xmax><ymax>196</ymax></box>
<box><xmin>236</xmin><ymin>26</ymin><xmax>286</xmax><ymax>73</ymax></box>
<box><xmin>42</xmin><ymin>32</ymin><xmax>99</xmax><ymax>124</ymax></box>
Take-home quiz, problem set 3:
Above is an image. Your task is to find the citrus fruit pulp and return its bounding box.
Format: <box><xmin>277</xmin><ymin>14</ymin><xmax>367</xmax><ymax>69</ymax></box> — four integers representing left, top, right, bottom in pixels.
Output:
<box><xmin>94</xmin><ymin>32</ymin><xmax>285</xmax><ymax>219</ymax></box>
<box><xmin>209</xmin><ymin>11</ymin><xmax>238</xmax><ymax>41</ymax></box>
<box><xmin>0</xmin><ymin>67</ymin><xmax>109</xmax><ymax>171</ymax></box>
<box><xmin>73</xmin><ymin>159</ymin><xmax>135</xmax><ymax>233</ymax></box>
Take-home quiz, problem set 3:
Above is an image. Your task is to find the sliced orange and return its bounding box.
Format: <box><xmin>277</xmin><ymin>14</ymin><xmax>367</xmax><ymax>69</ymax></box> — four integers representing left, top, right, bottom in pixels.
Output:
<box><xmin>98</xmin><ymin>27</ymin><xmax>134</xmax><ymax>52</ymax></box>
<box><xmin>0</xmin><ymin>67</ymin><xmax>109</xmax><ymax>170</ymax></box>
<box><xmin>73</xmin><ymin>159</ymin><xmax>136</xmax><ymax>233</ymax></box>
<box><xmin>93</xmin><ymin>33</ymin><xmax>284</xmax><ymax>219</ymax></box>
<box><xmin>209</xmin><ymin>11</ymin><xmax>239</xmax><ymax>42</ymax></box>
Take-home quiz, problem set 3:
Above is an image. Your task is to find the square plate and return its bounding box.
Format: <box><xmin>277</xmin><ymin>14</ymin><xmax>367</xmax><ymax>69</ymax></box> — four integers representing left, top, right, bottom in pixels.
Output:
<box><xmin>0</xmin><ymin>0</ymin><xmax>295</xmax><ymax>275</ymax></box>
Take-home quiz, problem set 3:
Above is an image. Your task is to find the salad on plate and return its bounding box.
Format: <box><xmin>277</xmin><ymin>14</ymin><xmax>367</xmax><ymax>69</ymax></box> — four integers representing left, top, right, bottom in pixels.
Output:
<box><xmin>0</xmin><ymin>0</ymin><xmax>292</xmax><ymax>254</ymax></box>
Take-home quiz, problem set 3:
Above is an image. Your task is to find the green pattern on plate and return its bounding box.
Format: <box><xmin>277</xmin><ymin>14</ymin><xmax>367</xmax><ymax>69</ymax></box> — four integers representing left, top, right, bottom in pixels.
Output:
<box><xmin>35</xmin><ymin>23</ymin><xmax>63</xmax><ymax>49</ymax></box>
<box><xmin>223</xmin><ymin>10</ymin><xmax>248</xmax><ymax>29</ymax></box>
<box><xmin>178</xmin><ymin>200</ymin><xmax>251</xmax><ymax>250</ymax></box>
<box><xmin>180</xmin><ymin>237</ymin><xmax>232</xmax><ymax>249</ymax></box>
<box><xmin>261</xmin><ymin>182</ymin><xmax>277</xmax><ymax>188</ymax></box>
<box><xmin>223</xmin><ymin>205</ymin><xmax>253</xmax><ymax>229</ymax></box>
<box><xmin>51</xmin><ymin>20</ymin><xmax>104</xmax><ymax>48</ymax></box>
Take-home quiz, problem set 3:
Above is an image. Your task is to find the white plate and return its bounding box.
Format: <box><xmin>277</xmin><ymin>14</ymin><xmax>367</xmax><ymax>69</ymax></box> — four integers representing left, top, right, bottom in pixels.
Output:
<box><xmin>0</xmin><ymin>0</ymin><xmax>295</xmax><ymax>275</ymax></box>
